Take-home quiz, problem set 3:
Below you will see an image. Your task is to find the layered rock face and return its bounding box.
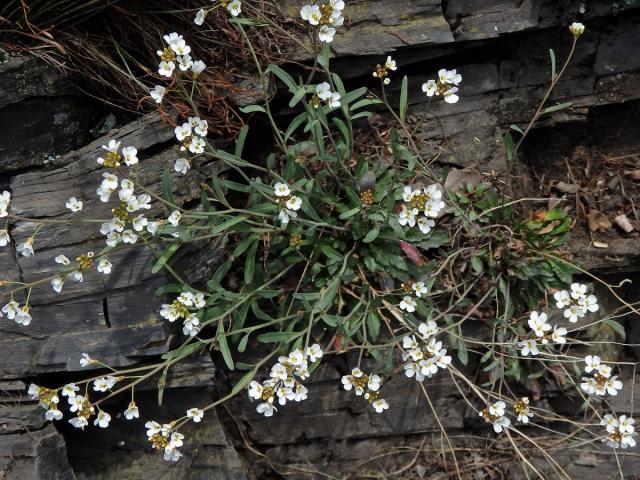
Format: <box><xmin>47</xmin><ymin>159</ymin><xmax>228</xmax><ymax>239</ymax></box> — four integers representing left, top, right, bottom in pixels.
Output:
<box><xmin>1</xmin><ymin>1</ymin><xmax>640</xmax><ymax>478</ymax></box>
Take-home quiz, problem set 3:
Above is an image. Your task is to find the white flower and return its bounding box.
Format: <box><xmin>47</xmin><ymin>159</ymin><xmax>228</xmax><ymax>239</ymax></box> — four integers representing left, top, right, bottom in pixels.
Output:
<box><xmin>412</xmin><ymin>281</ymin><xmax>429</xmax><ymax>298</ymax></box>
<box><xmin>551</xmin><ymin>325</ymin><xmax>567</xmax><ymax>344</ymax></box>
<box><xmin>55</xmin><ymin>254</ymin><xmax>71</xmax><ymax>265</ymax></box>
<box><xmin>518</xmin><ymin>339</ymin><xmax>539</xmax><ymax>356</ymax></box>
<box><xmin>605</xmin><ymin>376</ymin><xmax>623</xmax><ymax>396</ymax></box>
<box><xmin>288</xmin><ymin>349</ymin><xmax>305</xmax><ymax>366</ymax></box>
<box><xmin>417</xmin><ymin>217</ymin><xmax>435</xmax><ymax>234</ymax></box>
<box><xmin>68</xmin><ymin>395</ymin><xmax>85</xmax><ymax>412</ymax></box>
<box><xmin>554</xmin><ymin>290</ymin><xmax>571</xmax><ymax>308</ymax></box>
<box><xmin>579</xmin><ymin>294</ymin><xmax>599</xmax><ymax>313</ymax></box>
<box><xmin>516</xmin><ymin>399</ymin><xmax>533</xmax><ymax>423</ymax></box>
<box><xmin>174</xmin><ymin>123</ymin><xmax>192</xmax><ymax>141</ymax></box>
<box><xmin>122</xmin><ymin>146</ymin><xmax>138</xmax><ymax>166</ymax></box>
<box><xmin>188</xmin><ymin>136</ymin><xmax>206</xmax><ymax>154</ymax></box>
<box><xmin>286</xmin><ymin>196</ymin><xmax>302</xmax><ymax>211</ymax></box>
<box><xmin>438</xmin><ymin>68</ymin><xmax>462</xmax><ymax>85</ymax></box>
<box><xmin>488</xmin><ymin>401</ymin><xmax>506</xmax><ymax>417</ymax></box>
<box><xmin>0</xmin><ymin>230</ymin><xmax>9</xmax><ymax>247</ymax></box>
<box><xmin>318</xmin><ymin>25</ymin><xmax>336</xmax><ymax>43</ymax></box>
<box><xmin>399</xmin><ymin>296</ymin><xmax>416</xmax><ymax>313</ymax></box>
<box><xmin>66</xmin><ymin>197</ymin><xmax>83</xmax><ymax>212</ymax></box>
<box><xmin>2</xmin><ymin>301</ymin><xmax>20</xmax><ymax>319</ymax></box>
<box><xmin>492</xmin><ymin>415</ymin><xmax>511</xmax><ymax>433</ymax></box>
<box><xmin>93</xmin><ymin>378</ymin><xmax>111</xmax><ymax>392</ymax></box>
<box><xmin>564</xmin><ymin>304</ymin><xmax>585</xmax><ymax>323</ymax></box>
<box><xmin>228</xmin><ymin>0</ymin><xmax>242</xmax><ymax>16</ymax></box>
<box><xmin>256</xmin><ymin>402</ymin><xmax>276</xmax><ymax>417</ymax></box>
<box><xmin>158</xmin><ymin>61</ymin><xmax>175</xmax><ymax>77</ymax></box>
<box><xmin>150</xmin><ymin>85</ymin><xmax>166</xmax><ymax>103</ymax></box>
<box><xmin>584</xmin><ymin>355</ymin><xmax>601</xmax><ymax>373</ymax></box>
<box><xmin>147</xmin><ymin>221</ymin><xmax>158</xmax><ymax>236</ymax></box>
<box><xmin>292</xmin><ymin>384</ymin><xmax>308</xmax><ymax>402</ymax></box>
<box><xmin>27</xmin><ymin>383</ymin><xmax>41</xmax><ymax>400</ymax></box>
<box><xmin>132</xmin><ymin>214</ymin><xmax>147</xmax><ymax>232</ymax></box>
<box><xmin>182</xmin><ymin>314</ymin><xmax>200</xmax><ymax>337</ymax></box>
<box><xmin>398</xmin><ymin>206</ymin><xmax>416</xmax><ymax>227</ymax></box>
<box><xmin>160</xmin><ymin>304</ymin><xmax>180</xmax><ymax>322</ymax></box>
<box><xmin>97</xmin><ymin>172</ymin><xmax>118</xmax><ymax>202</ymax></box>
<box><xmin>0</xmin><ymin>191</ymin><xmax>11</xmax><ymax>217</ymax></box>
<box><xmin>372</xmin><ymin>398</ymin><xmax>389</xmax><ymax>413</ymax></box>
<box><xmin>136</xmin><ymin>194</ymin><xmax>152</xmax><ymax>210</ymax></box>
<box><xmin>106</xmin><ymin>231</ymin><xmax>121</xmax><ymax>247</ymax></box>
<box><xmin>316</xmin><ymin>82</ymin><xmax>332</xmax><ymax>101</ymax></box>
<box><xmin>402</xmin><ymin>186</ymin><xmax>418</xmax><ymax>202</ymax></box>
<box><xmin>274</xmin><ymin>182</ymin><xmax>291</xmax><ymax>197</ymax></box>
<box><xmin>45</xmin><ymin>408</ymin><xmax>63</xmax><ymax>421</ymax></box>
<box><xmin>570</xmin><ymin>283</ymin><xmax>587</xmax><ymax>300</ymax></box>
<box><xmin>601</xmin><ymin>414</ymin><xmax>620</xmax><ymax>433</ymax></box>
<box><xmin>528</xmin><ymin>311</ymin><xmax>551</xmax><ymax>337</ymax></box>
<box><xmin>300</xmin><ymin>4</ymin><xmax>321</xmax><ymax>25</ymax></box>
<box><xmin>194</xmin><ymin>8</ymin><xmax>206</xmax><ymax>25</ymax></box>
<box><xmin>580</xmin><ymin>377</ymin><xmax>597</xmax><ymax>395</ymax></box>
<box><xmin>80</xmin><ymin>353</ymin><xmax>94</xmax><ymax>368</ymax></box>
<box><xmin>619</xmin><ymin>415</ymin><xmax>636</xmax><ymax>434</ymax></box>
<box><xmin>569</xmin><ymin>22</ymin><xmax>585</xmax><ymax>36</ymax></box>
<box><xmin>124</xmin><ymin>402</ymin><xmax>140</xmax><ymax>420</ymax></box>
<box><xmin>385</xmin><ymin>56</ymin><xmax>397</xmax><ymax>71</ymax></box>
<box><xmin>422</xmin><ymin>79</ymin><xmax>437</xmax><ymax>96</ymax></box>
<box><xmin>145</xmin><ymin>420</ymin><xmax>162</xmax><ymax>437</ymax></box>
<box><xmin>306</xmin><ymin>343</ymin><xmax>323</xmax><ymax>362</ymax></box>
<box><xmin>191</xmin><ymin>60</ymin><xmax>206</xmax><ymax>78</ymax></box>
<box><xmin>270</xmin><ymin>363</ymin><xmax>288</xmax><ymax>382</ymax></box>
<box><xmin>341</xmin><ymin>375</ymin><xmax>354</xmax><ymax>391</ymax></box>
<box><xmin>168</xmin><ymin>210</ymin><xmax>181</xmax><ymax>227</ymax></box>
<box><xmin>15</xmin><ymin>306</ymin><xmax>32</xmax><ymax>326</ymax></box>
<box><xmin>443</xmin><ymin>87</ymin><xmax>459</xmax><ymax>104</ymax></box>
<box><xmin>16</xmin><ymin>237</ymin><xmax>34</xmax><ymax>257</ymax></box>
<box><xmin>121</xmin><ymin>230</ymin><xmax>138</xmax><ymax>244</ymax></box>
<box><xmin>61</xmin><ymin>383</ymin><xmax>79</xmax><ymax>398</ymax></box>
<box><xmin>192</xmin><ymin>292</ymin><xmax>206</xmax><ymax>309</ymax></box>
<box><xmin>424</xmin><ymin>198</ymin><xmax>444</xmax><ymax>218</ymax></box>
<box><xmin>367</xmin><ymin>374</ymin><xmax>381</xmax><ymax>391</ymax></box>
<box><xmin>328</xmin><ymin>92</ymin><xmax>341</xmax><ymax>108</ymax></box>
<box><xmin>187</xmin><ymin>408</ymin><xmax>204</xmax><ymax>423</ymax></box>
<box><xmin>69</xmin><ymin>416</ymin><xmax>89</xmax><ymax>430</ymax></box>
<box><xmin>193</xmin><ymin>119</ymin><xmax>208</xmax><ymax>137</ymax></box>
<box><xmin>174</xmin><ymin>157</ymin><xmax>191</xmax><ymax>175</ymax></box>
<box><xmin>94</xmin><ymin>410</ymin><xmax>111</xmax><ymax>428</ymax></box>
<box><xmin>278</xmin><ymin>208</ymin><xmax>296</xmax><ymax>225</ymax></box>
<box><xmin>248</xmin><ymin>381</ymin><xmax>264</xmax><ymax>400</ymax></box>
<box><xmin>597</xmin><ymin>364</ymin><xmax>612</xmax><ymax>378</ymax></box>
<box><xmin>177</xmin><ymin>54</ymin><xmax>193</xmax><ymax>72</ymax></box>
<box><xmin>97</xmin><ymin>258</ymin><xmax>112</xmax><ymax>275</ymax></box>
<box><xmin>418</xmin><ymin>320</ymin><xmax>438</xmax><ymax>338</ymax></box>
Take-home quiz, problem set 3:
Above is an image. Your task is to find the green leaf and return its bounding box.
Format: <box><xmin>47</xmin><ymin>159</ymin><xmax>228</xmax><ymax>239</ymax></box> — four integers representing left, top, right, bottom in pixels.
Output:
<box><xmin>510</xmin><ymin>124</ymin><xmax>524</xmax><ymax>135</ymax></box>
<box><xmin>542</xmin><ymin>101</ymin><xmax>572</xmax><ymax>114</ymax></box>
<box><xmin>161</xmin><ymin>168</ymin><xmax>174</xmax><ymax>204</ymax></box>
<box><xmin>457</xmin><ymin>340</ymin><xmax>469</xmax><ymax>366</ymax></box>
<box><xmin>240</xmin><ymin>105</ymin><xmax>266</xmax><ymax>114</ymax></box>
<box><xmin>339</xmin><ymin>207</ymin><xmax>361</xmax><ymax>219</ymax></box>
<box><xmin>244</xmin><ymin>239</ymin><xmax>259</xmax><ymax>284</ymax></box>
<box><xmin>351</xmin><ymin>111</ymin><xmax>373</xmax><ymax>121</ymax></box>
<box><xmin>340</xmin><ymin>87</ymin><xmax>368</xmax><ymax>107</ymax></box>
<box><xmin>211</xmin><ymin>216</ymin><xmax>248</xmax><ymax>234</ymax></box>
<box><xmin>351</xmin><ymin>98</ymin><xmax>382</xmax><ymax>111</ymax></box>
<box><xmin>504</xmin><ymin>131</ymin><xmax>514</xmax><ymax>162</ymax></box>
<box><xmin>364</xmin><ymin>256</ymin><xmax>376</xmax><ymax>272</ymax></box>
<box><xmin>284</xmin><ymin>112</ymin><xmax>308</xmax><ymax>142</ymax></box>
<box><xmin>363</xmin><ymin>227</ymin><xmax>380</xmax><ymax>243</ymax></box>
<box><xmin>238</xmin><ymin>333</ymin><xmax>250</xmax><ymax>353</ymax></box>
<box><xmin>399</xmin><ymin>75</ymin><xmax>409</xmax><ymax>123</ymax></box>
<box><xmin>289</xmin><ymin>87</ymin><xmax>308</xmax><ymax>108</ymax></box>
<box><xmin>257</xmin><ymin>331</ymin><xmax>296</xmax><ymax>343</ymax></box>
<box><xmin>267</xmin><ymin>64</ymin><xmax>297</xmax><ymax>94</ymax></box>
<box><xmin>549</xmin><ymin>48</ymin><xmax>556</xmax><ymax>80</ymax></box>
<box><xmin>157</xmin><ymin>366</ymin><xmax>169</xmax><ymax>405</ymax></box>
<box><xmin>366</xmin><ymin>311</ymin><xmax>380</xmax><ymax>339</ymax></box>
<box><xmin>151</xmin><ymin>243</ymin><xmax>180</xmax><ymax>274</ymax></box>
<box><xmin>471</xmin><ymin>256</ymin><xmax>484</xmax><ymax>274</ymax></box>
<box><xmin>235</xmin><ymin>125</ymin><xmax>249</xmax><ymax>158</ymax></box>
<box><xmin>603</xmin><ymin>319</ymin><xmax>626</xmax><ymax>340</ymax></box>
<box><xmin>217</xmin><ymin>324</ymin><xmax>234</xmax><ymax>371</ymax></box>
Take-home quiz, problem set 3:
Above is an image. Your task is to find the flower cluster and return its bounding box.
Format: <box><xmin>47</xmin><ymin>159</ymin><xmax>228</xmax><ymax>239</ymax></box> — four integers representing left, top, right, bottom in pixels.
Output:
<box><xmin>157</xmin><ymin>32</ymin><xmax>201</xmax><ymax>78</ymax></box>
<box><xmin>174</xmin><ymin>115</ymin><xmax>209</xmax><ymax>174</ymax></box>
<box><xmin>300</xmin><ymin>0</ymin><xmax>345</xmax><ymax>43</ymax></box>
<box><xmin>398</xmin><ymin>184</ymin><xmax>445</xmax><ymax>234</ymax></box>
<box><xmin>601</xmin><ymin>414</ymin><xmax>636</xmax><ymax>449</ymax></box>
<box><xmin>96</xmin><ymin>139</ymin><xmax>138</xmax><ymax>168</ymax></box>
<box><xmin>422</xmin><ymin>69</ymin><xmax>462</xmax><ymax>104</ymax></box>
<box><xmin>514</xmin><ymin>397</ymin><xmax>533</xmax><ymax>423</ymax></box>
<box><xmin>50</xmin><ymin>251</ymin><xmax>112</xmax><ymax>294</ymax></box>
<box><xmin>1</xmin><ymin>300</ymin><xmax>32</xmax><ymax>326</ymax></box>
<box><xmin>553</xmin><ymin>283</ymin><xmax>599</xmax><ymax>323</ymax></box>
<box><xmin>248</xmin><ymin>344</ymin><xmax>323</xmax><ymax>417</ymax></box>
<box><xmin>159</xmin><ymin>291</ymin><xmax>206</xmax><ymax>337</ymax></box>
<box><xmin>97</xmin><ymin>175</ymin><xmax>156</xmax><ymax>248</ymax></box>
<box><xmin>480</xmin><ymin>400</ymin><xmax>511</xmax><ymax>433</ymax></box>
<box><xmin>146</xmin><ymin>421</ymin><xmax>185</xmax><ymax>461</ymax></box>
<box><xmin>372</xmin><ymin>56</ymin><xmax>397</xmax><ymax>85</ymax></box>
<box><xmin>517</xmin><ymin>310</ymin><xmax>567</xmax><ymax>356</ymax></box>
<box><xmin>402</xmin><ymin>320</ymin><xmax>452</xmax><ymax>381</ymax></box>
<box><xmin>580</xmin><ymin>355</ymin><xmax>623</xmax><ymax>397</ymax></box>
<box><xmin>341</xmin><ymin>367</ymin><xmax>389</xmax><ymax>413</ymax></box>
<box><xmin>273</xmin><ymin>182</ymin><xmax>303</xmax><ymax>225</ymax></box>
<box><xmin>569</xmin><ymin>22</ymin><xmax>585</xmax><ymax>37</ymax></box>
<box><xmin>309</xmin><ymin>82</ymin><xmax>341</xmax><ymax>109</ymax></box>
